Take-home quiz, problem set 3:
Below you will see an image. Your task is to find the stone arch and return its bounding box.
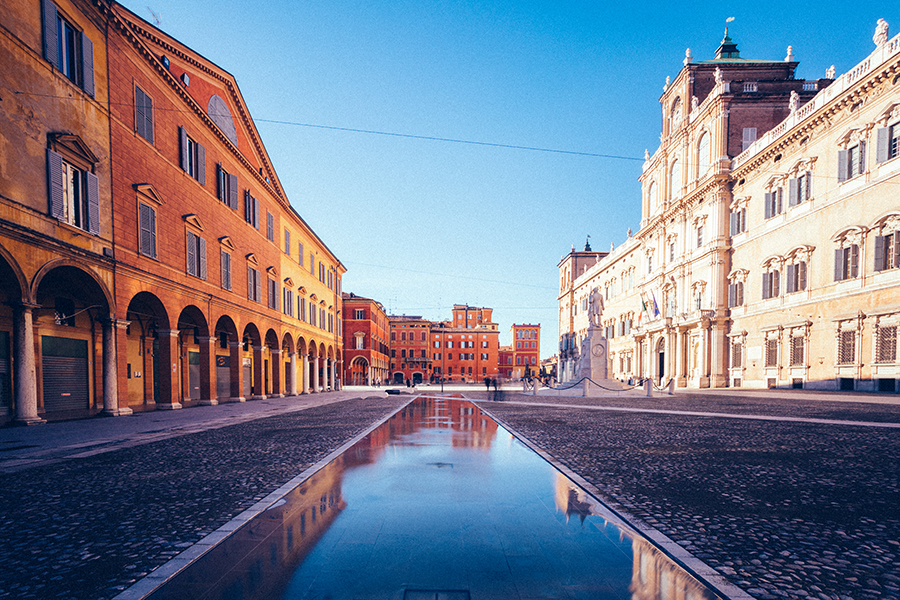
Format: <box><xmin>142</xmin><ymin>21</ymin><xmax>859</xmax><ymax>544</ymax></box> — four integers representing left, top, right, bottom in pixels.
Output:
<box><xmin>242</xmin><ymin>322</ymin><xmax>262</xmax><ymax>398</ymax></box>
<box><xmin>214</xmin><ymin>315</ymin><xmax>240</xmax><ymax>400</ymax></box>
<box><xmin>0</xmin><ymin>241</ymin><xmax>27</xmax><ymax>305</ymax></box>
<box><xmin>347</xmin><ymin>355</ymin><xmax>370</xmax><ymax>386</ymax></box>
<box><xmin>125</xmin><ymin>291</ymin><xmax>172</xmax><ymax>410</ymax></box>
<box><xmin>263</xmin><ymin>328</ymin><xmax>280</xmax><ymax>396</ymax></box>
<box><xmin>175</xmin><ymin>305</ymin><xmax>210</xmax><ymax>404</ymax></box>
<box><xmin>0</xmin><ymin>247</ymin><xmax>25</xmax><ymax>416</ymax></box>
<box><xmin>32</xmin><ymin>259</ymin><xmax>114</xmax><ymax>315</ymax></box>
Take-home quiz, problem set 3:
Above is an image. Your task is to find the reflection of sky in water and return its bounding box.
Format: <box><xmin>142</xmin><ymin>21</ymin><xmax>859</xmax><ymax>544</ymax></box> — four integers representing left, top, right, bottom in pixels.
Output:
<box><xmin>148</xmin><ymin>398</ymin><xmax>720</xmax><ymax>600</ymax></box>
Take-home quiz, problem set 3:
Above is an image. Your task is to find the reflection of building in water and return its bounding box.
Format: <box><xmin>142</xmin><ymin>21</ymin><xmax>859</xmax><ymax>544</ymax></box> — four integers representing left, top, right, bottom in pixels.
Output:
<box><xmin>553</xmin><ymin>473</ymin><xmax>595</xmax><ymax>524</ymax></box>
<box><xmin>631</xmin><ymin>536</ymin><xmax>717</xmax><ymax>600</ymax></box>
<box><xmin>149</xmin><ymin>454</ymin><xmax>359</xmax><ymax>600</ymax></box>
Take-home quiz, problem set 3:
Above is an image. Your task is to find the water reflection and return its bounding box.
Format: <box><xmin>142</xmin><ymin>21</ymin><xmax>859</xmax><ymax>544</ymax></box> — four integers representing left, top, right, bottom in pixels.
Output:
<box><xmin>148</xmin><ymin>397</ymin><xmax>720</xmax><ymax>600</ymax></box>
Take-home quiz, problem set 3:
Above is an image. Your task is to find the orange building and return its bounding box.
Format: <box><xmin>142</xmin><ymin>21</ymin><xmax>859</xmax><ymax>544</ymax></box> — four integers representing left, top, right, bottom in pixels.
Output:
<box><xmin>342</xmin><ymin>293</ymin><xmax>389</xmax><ymax>385</ymax></box>
<box><xmin>0</xmin><ymin>1</ymin><xmax>344</xmax><ymax>424</ymax></box>
<box><xmin>431</xmin><ymin>305</ymin><xmax>500</xmax><ymax>384</ymax></box>
<box><xmin>498</xmin><ymin>345</ymin><xmax>515</xmax><ymax>379</ymax></box>
<box><xmin>496</xmin><ymin>324</ymin><xmax>541</xmax><ymax>380</ymax></box>
<box><xmin>388</xmin><ymin>315</ymin><xmax>432</xmax><ymax>384</ymax></box>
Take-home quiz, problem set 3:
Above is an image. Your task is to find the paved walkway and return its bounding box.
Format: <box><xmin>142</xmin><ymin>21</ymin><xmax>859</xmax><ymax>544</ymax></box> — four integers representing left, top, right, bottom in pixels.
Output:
<box><xmin>1</xmin><ymin>386</ymin><xmax>898</xmax><ymax>600</ymax></box>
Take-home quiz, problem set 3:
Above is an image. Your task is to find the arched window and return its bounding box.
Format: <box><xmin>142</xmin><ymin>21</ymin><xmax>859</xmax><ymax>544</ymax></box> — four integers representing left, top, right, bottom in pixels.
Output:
<box><xmin>669</xmin><ymin>160</ymin><xmax>681</xmax><ymax>200</ymax></box>
<box><xmin>647</xmin><ymin>182</ymin><xmax>657</xmax><ymax>214</ymax></box>
<box><xmin>697</xmin><ymin>132</ymin><xmax>710</xmax><ymax>178</ymax></box>
<box><xmin>670</xmin><ymin>98</ymin><xmax>682</xmax><ymax>131</ymax></box>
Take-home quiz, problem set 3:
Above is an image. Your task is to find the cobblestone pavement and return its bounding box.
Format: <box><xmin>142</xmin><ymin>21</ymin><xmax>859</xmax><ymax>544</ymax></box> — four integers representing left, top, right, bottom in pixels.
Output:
<box><xmin>469</xmin><ymin>391</ymin><xmax>900</xmax><ymax>600</ymax></box>
<box><xmin>0</xmin><ymin>395</ymin><xmax>407</xmax><ymax>600</ymax></box>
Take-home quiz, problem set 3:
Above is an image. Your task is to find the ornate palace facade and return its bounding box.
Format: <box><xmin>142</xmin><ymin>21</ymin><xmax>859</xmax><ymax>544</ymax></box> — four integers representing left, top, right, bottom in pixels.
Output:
<box><xmin>559</xmin><ymin>22</ymin><xmax>900</xmax><ymax>392</ymax></box>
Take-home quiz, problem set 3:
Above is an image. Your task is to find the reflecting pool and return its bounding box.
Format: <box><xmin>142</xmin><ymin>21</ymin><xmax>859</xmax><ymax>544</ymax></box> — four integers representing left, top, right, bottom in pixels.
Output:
<box><xmin>148</xmin><ymin>397</ymin><xmax>721</xmax><ymax>600</ymax></box>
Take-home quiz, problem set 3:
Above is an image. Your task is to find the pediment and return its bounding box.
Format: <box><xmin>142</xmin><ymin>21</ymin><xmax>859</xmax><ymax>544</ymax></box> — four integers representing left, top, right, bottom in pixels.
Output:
<box><xmin>182</xmin><ymin>214</ymin><xmax>204</xmax><ymax>231</ymax></box>
<box><xmin>245</xmin><ymin>253</ymin><xmax>258</xmax><ymax>266</ymax></box>
<box><xmin>218</xmin><ymin>236</ymin><xmax>235</xmax><ymax>251</ymax></box>
<box><xmin>49</xmin><ymin>133</ymin><xmax>99</xmax><ymax>164</ymax></box>
<box><xmin>134</xmin><ymin>183</ymin><xmax>164</xmax><ymax>206</ymax></box>
<box><xmin>266</xmin><ymin>266</ymin><xmax>277</xmax><ymax>276</ymax></box>
<box><xmin>283</xmin><ymin>277</ymin><xmax>294</xmax><ymax>287</ymax></box>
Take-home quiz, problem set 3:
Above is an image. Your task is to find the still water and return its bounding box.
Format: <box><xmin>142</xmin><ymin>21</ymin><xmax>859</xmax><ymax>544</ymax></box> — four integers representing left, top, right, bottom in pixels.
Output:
<box><xmin>148</xmin><ymin>397</ymin><xmax>720</xmax><ymax>600</ymax></box>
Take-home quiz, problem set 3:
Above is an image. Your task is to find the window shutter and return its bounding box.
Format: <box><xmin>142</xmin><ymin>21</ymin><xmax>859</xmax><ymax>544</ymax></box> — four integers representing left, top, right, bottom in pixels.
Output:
<box><xmin>788</xmin><ymin>177</ymin><xmax>800</xmax><ymax>206</ymax></box>
<box><xmin>773</xmin><ymin>270</ymin><xmax>780</xmax><ymax>297</ymax></box>
<box><xmin>255</xmin><ymin>270</ymin><xmax>261</xmax><ymax>302</ymax></box>
<box><xmin>837</xmin><ymin>149</ymin><xmax>849</xmax><ymax>182</ymax></box>
<box><xmin>199</xmin><ymin>236</ymin><xmax>207</xmax><ymax>280</ymax></box>
<box><xmin>875</xmin><ymin>235</ymin><xmax>886</xmax><ymax>271</ymax></box>
<box><xmin>834</xmin><ymin>248</ymin><xmax>844</xmax><ymax>281</ymax></box>
<box><xmin>247</xmin><ymin>266</ymin><xmax>253</xmax><ymax>300</ymax></box>
<box><xmin>877</xmin><ymin>127</ymin><xmax>890</xmax><ymax>163</ymax></box>
<box><xmin>738</xmin><ymin>282</ymin><xmax>744</xmax><ymax>306</ymax></box>
<box><xmin>186</xmin><ymin>230</ymin><xmax>196</xmax><ymax>276</ymax></box>
<box><xmin>179</xmin><ymin>126</ymin><xmax>188</xmax><ymax>172</ymax></box>
<box><xmin>850</xmin><ymin>244</ymin><xmax>859</xmax><ymax>278</ymax></box>
<box><xmin>228</xmin><ymin>173</ymin><xmax>238</xmax><ymax>209</ymax></box>
<box><xmin>895</xmin><ymin>231</ymin><xmax>900</xmax><ymax>269</ymax></box>
<box><xmin>762</xmin><ymin>272</ymin><xmax>771</xmax><ymax>299</ymax></box>
<box><xmin>86</xmin><ymin>170</ymin><xmax>100</xmax><ymax>235</ymax></box>
<box><xmin>42</xmin><ymin>0</ymin><xmax>59</xmax><ymax>69</ymax></box>
<box><xmin>135</xmin><ymin>88</ymin><xmax>146</xmax><ymax>140</ymax></box>
<box><xmin>46</xmin><ymin>148</ymin><xmax>65</xmax><ymax>220</ymax></box>
<box><xmin>80</xmin><ymin>33</ymin><xmax>94</xmax><ymax>97</ymax></box>
<box><xmin>196</xmin><ymin>143</ymin><xmax>205</xmax><ymax>185</ymax></box>
<box><xmin>804</xmin><ymin>171</ymin><xmax>812</xmax><ymax>199</ymax></box>
<box><xmin>799</xmin><ymin>261</ymin><xmax>807</xmax><ymax>291</ymax></box>
<box><xmin>786</xmin><ymin>264</ymin><xmax>795</xmax><ymax>293</ymax></box>
<box><xmin>222</xmin><ymin>251</ymin><xmax>231</xmax><ymax>290</ymax></box>
<box><xmin>253</xmin><ymin>197</ymin><xmax>259</xmax><ymax>229</ymax></box>
<box><xmin>730</xmin><ymin>212</ymin><xmax>738</xmax><ymax>235</ymax></box>
<box><xmin>244</xmin><ymin>189</ymin><xmax>251</xmax><ymax>222</ymax></box>
<box><xmin>216</xmin><ymin>164</ymin><xmax>223</xmax><ymax>200</ymax></box>
<box><xmin>858</xmin><ymin>141</ymin><xmax>866</xmax><ymax>173</ymax></box>
<box><xmin>728</xmin><ymin>284</ymin><xmax>736</xmax><ymax>307</ymax></box>
<box><xmin>764</xmin><ymin>192</ymin><xmax>772</xmax><ymax>218</ymax></box>
<box><xmin>144</xmin><ymin>92</ymin><xmax>153</xmax><ymax>144</ymax></box>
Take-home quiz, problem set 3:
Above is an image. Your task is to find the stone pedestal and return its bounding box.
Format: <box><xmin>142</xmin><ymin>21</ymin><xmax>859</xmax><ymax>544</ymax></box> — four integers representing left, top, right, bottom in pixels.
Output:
<box><xmin>577</xmin><ymin>326</ymin><xmax>608</xmax><ymax>381</ymax></box>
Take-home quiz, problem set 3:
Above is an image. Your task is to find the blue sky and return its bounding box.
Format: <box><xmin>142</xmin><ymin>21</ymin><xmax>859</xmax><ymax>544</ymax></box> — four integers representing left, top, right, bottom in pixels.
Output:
<box><xmin>120</xmin><ymin>0</ymin><xmax>898</xmax><ymax>357</ymax></box>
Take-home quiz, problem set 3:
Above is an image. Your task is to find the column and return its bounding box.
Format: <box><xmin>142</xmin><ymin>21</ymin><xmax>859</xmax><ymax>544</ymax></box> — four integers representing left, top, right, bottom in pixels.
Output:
<box><xmin>197</xmin><ymin>336</ymin><xmax>218</xmax><ymax>406</ymax></box>
<box><xmin>156</xmin><ymin>329</ymin><xmax>182</xmax><ymax>410</ymax></box>
<box><xmin>289</xmin><ymin>352</ymin><xmax>297</xmax><ymax>396</ymax></box>
<box><xmin>709</xmin><ymin>321</ymin><xmax>728</xmax><ymax>388</ymax></box>
<box><xmin>312</xmin><ymin>356</ymin><xmax>319</xmax><ymax>392</ymax></box>
<box><xmin>329</xmin><ymin>359</ymin><xmax>336</xmax><ymax>390</ymax></box>
<box><xmin>301</xmin><ymin>352</ymin><xmax>309</xmax><ymax>394</ymax></box>
<box><xmin>101</xmin><ymin>318</ymin><xmax>131</xmax><ymax>416</ymax></box>
<box><xmin>251</xmin><ymin>345</ymin><xmax>265</xmax><ymax>400</ymax></box>
<box><xmin>675</xmin><ymin>328</ymin><xmax>687</xmax><ymax>387</ymax></box>
<box><xmin>229</xmin><ymin>341</ymin><xmax>246</xmax><ymax>402</ymax></box>
<box><xmin>271</xmin><ymin>348</ymin><xmax>283</xmax><ymax>397</ymax></box>
<box><xmin>13</xmin><ymin>303</ymin><xmax>44</xmax><ymax>425</ymax></box>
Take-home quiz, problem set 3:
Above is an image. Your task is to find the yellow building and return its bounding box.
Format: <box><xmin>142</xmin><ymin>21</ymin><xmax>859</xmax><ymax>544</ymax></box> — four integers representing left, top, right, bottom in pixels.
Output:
<box><xmin>559</xmin><ymin>21</ymin><xmax>900</xmax><ymax>392</ymax></box>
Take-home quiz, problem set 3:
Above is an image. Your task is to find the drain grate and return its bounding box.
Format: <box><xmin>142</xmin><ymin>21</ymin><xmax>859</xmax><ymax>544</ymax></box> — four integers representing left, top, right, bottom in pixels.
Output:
<box><xmin>403</xmin><ymin>590</ymin><xmax>470</xmax><ymax>600</ymax></box>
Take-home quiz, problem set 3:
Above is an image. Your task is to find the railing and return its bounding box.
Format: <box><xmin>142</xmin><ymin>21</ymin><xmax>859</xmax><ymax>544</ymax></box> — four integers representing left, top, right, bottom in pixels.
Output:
<box><xmin>802</xmin><ymin>82</ymin><xmax>818</xmax><ymax>91</ymax></box>
<box><xmin>732</xmin><ymin>30</ymin><xmax>900</xmax><ymax>171</ymax></box>
<box><xmin>743</xmin><ymin>82</ymin><xmax>758</xmax><ymax>92</ymax></box>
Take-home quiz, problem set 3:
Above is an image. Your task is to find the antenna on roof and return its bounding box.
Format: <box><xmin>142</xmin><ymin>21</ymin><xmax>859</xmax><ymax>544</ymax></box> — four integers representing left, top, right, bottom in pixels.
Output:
<box><xmin>147</xmin><ymin>6</ymin><xmax>161</xmax><ymax>27</ymax></box>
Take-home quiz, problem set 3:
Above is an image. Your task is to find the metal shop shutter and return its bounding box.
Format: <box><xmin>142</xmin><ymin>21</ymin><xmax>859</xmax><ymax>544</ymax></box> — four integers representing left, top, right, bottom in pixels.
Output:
<box><xmin>0</xmin><ymin>331</ymin><xmax>10</xmax><ymax>408</ymax></box>
<box><xmin>42</xmin><ymin>336</ymin><xmax>88</xmax><ymax>412</ymax></box>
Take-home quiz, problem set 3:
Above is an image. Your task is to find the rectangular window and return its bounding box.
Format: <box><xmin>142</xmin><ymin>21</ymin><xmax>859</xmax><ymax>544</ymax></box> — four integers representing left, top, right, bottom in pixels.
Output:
<box><xmin>762</xmin><ymin>270</ymin><xmax>780</xmax><ymax>299</ymax></box>
<box><xmin>355</xmin><ymin>336</ymin><xmax>364</xmax><ymax>350</ymax></box>
<box><xmin>731</xmin><ymin>341</ymin><xmax>742</xmax><ymax>368</ymax></box>
<box><xmin>283</xmin><ymin>288</ymin><xmax>293</xmax><ymax>316</ymax></box>
<box><xmin>788</xmin><ymin>172</ymin><xmax>812</xmax><ymax>206</ymax></box>
<box><xmin>790</xmin><ymin>336</ymin><xmax>805</xmax><ymax>366</ymax></box>
<box><xmin>179</xmin><ymin>127</ymin><xmax>205</xmax><ymax>184</ymax></box>
<box><xmin>834</xmin><ymin>245</ymin><xmax>860</xmax><ymax>281</ymax></box>
<box><xmin>299</xmin><ymin>297</ymin><xmax>306</xmax><ymax>322</ymax></box>
<box><xmin>216</xmin><ymin>165</ymin><xmax>238</xmax><ymax>209</ymax></box>
<box><xmin>310</xmin><ymin>253</ymin><xmax>315</xmax><ymax>275</ymax></box>
<box><xmin>874</xmin><ymin>232</ymin><xmax>900</xmax><ymax>272</ymax></box>
<box><xmin>185</xmin><ymin>230</ymin><xmax>207</xmax><ymax>280</ymax></box>
<box><xmin>876</xmin><ymin>124</ymin><xmax>900</xmax><ymax>163</ymax></box>
<box><xmin>765</xmin><ymin>338</ymin><xmax>778</xmax><ymax>367</ymax></box>
<box><xmin>837</xmin><ymin>330</ymin><xmax>856</xmax><ymax>365</ymax></box>
<box><xmin>244</xmin><ymin>191</ymin><xmax>259</xmax><ymax>228</ymax></box>
<box><xmin>785</xmin><ymin>262</ymin><xmax>807</xmax><ymax>293</ymax></box>
<box><xmin>284</xmin><ymin>229</ymin><xmax>291</xmax><ymax>255</ymax></box>
<box><xmin>267</xmin><ymin>212</ymin><xmax>274</xmax><ymax>242</ymax></box>
<box><xmin>728</xmin><ymin>282</ymin><xmax>744</xmax><ymax>307</ymax></box>
<box><xmin>839</xmin><ymin>143</ymin><xmax>866</xmax><ymax>181</ymax></box>
<box><xmin>764</xmin><ymin>187</ymin><xmax>784</xmax><ymax>219</ymax></box>
<box><xmin>876</xmin><ymin>325</ymin><xmax>897</xmax><ymax>363</ymax></box>
<box><xmin>267</xmin><ymin>278</ymin><xmax>278</xmax><ymax>310</ymax></box>
<box><xmin>669</xmin><ymin>242</ymin><xmax>675</xmax><ymax>262</ymax></box>
<box><xmin>138</xmin><ymin>202</ymin><xmax>157</xmax><ymax>259</ymax></box>
<box><xmin>354</xmin><ymin>309</ymin><xmax>365</xmax><ymax>320</ymax></box>
<box><xmin>43</xmin><ymin>2</ymin><xmax>94</xmax><ymax>96</ymax></box>
<box><xmin>696</xmin><ymin>225</ymin><xmax>704</xmax><ymax>248</ymax></box>
<box><xmin>298</xmin><ymin>242</ymin><xmax>304</xmax><ymax>266</ymax></box>
<box><xmin>221</xmin><ymin>251</ymin><xmax>231</xmax><ymax>290</ymax></box>
<box><xmin>135</xmin><ymin>86</ymin><xmax>154</xmax><ymax>143</ymax></box>
<box><xmin>247</xmin><ymin>267</ymin><xmax>261</xmax><ymax>302</ymax></box>
<box><xmin>742</xmin><ymin>127</ymin><xmax>757</xmax><ymax>151</ymax></box>
<box><xmin>730</xmin><ymin>208</ymin><xmax>746</xmax><ymax>235</ymax></box>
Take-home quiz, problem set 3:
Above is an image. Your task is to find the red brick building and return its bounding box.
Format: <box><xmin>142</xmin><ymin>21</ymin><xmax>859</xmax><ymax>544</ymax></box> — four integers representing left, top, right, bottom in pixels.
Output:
<box><xmin>0</xmin><ymin>1</ymin><xmax>344</xmax><ymax>424</ymax></box>
<box><xmin>496</xmin><ymin>324</ymin><xmax>541</xmax><ymax>380</ymax></box>
<box><xmin>431</xmin><ymin>305</ymin><xmax>500</xmax><ymax>384</ymax></box>
<box><xmin>342</xmin><ymin>293</ymin><xmax>389</xmax><ymax>385</ymax></box>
